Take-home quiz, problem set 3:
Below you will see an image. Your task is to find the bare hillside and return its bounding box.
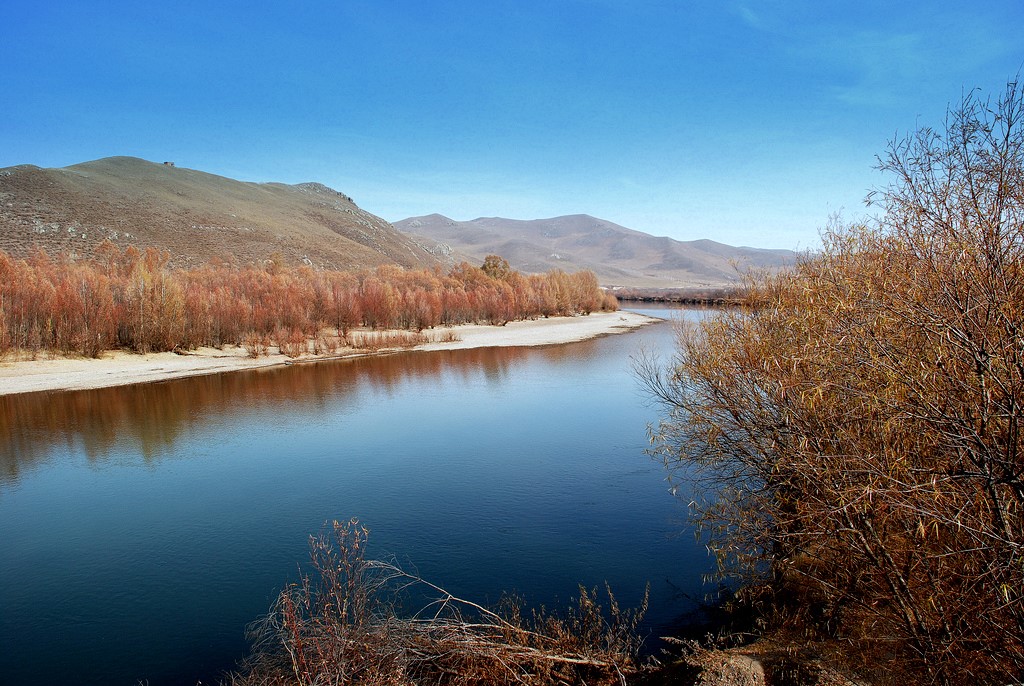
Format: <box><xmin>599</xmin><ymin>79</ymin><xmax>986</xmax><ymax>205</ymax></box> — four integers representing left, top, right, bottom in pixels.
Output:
<box><xmin>396</xmin><ymin>213</ymin><xmax>796</xmax><ymax>288</ymax></box>
<box><xmin>0</xmin><ymin>156</ymin><xmax>437</xmax><ymax>270</ymax></box>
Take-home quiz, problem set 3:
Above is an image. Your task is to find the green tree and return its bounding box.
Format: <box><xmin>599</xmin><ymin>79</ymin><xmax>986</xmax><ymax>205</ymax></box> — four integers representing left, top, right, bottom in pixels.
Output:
<box><xmin>639</xmin><ymin>80</ymin><xmax>1024</xmax><ymax>684</ymax></box>
<box><xmin>481</xmin><ymin>254</ymin><xmax>512</xmax><ymax>281</ymax></box>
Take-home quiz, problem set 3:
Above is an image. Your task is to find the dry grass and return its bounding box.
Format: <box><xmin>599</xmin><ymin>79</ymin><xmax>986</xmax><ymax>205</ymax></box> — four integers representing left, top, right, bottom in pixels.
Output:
<box><xmin>225</xmin><ymin>520</ymin><xmax>648</xmax><ymax>686</ymax></box>
<box><xmin>236</xmin><ymin>327</ymin><xmax>460</xmax><ymax>359</ymax></box>
<box><xmin>346</xmin><ymin>329</ymin><xmax>462</xmax><ymax>350</ymax></box>
<box><xmin>434</xmin><ymin>329</ymin><xmax>462</xmax><ymax>343</ymax></box>
<box><xmin>348</xmin><ymin>331</ymin><xmax>430</xmax><ymax>350</ymax></box>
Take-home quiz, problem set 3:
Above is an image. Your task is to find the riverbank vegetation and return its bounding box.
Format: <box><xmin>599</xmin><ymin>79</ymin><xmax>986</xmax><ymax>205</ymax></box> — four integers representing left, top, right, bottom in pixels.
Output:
<box><xmin>226</xmin><ymin>519</ymin><xmax>648</xmax><ymax>686</ymax></box>
<box><xmin>639</xmin><ymin>81</ymin><xmax>1024</xmax><ymax>684</ymax></box>
<box><xmin>613</xmin><ymin>286</ymin><xmax>744</xmax><ymax>306</ymax></box>
<box><xmin>0</xmin><ymin>249</ymin><xmax>616</xmax><ymax>359</ymax></box>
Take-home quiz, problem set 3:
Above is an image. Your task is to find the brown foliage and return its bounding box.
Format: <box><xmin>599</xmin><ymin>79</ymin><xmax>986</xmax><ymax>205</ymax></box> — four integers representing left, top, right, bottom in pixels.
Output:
<box><xmin>226</xmin><ymin>520</ymin><xmax>648</xmax><ymax>686</ymax></box>
<box><xmin>0</xmin><ymin>248</ymin><xmax>615</xmax><ymax>360</ymax></box>
<box><xmin>639</xmin><ymin>81</ymin><xmax>1024</xmax><ymax>684</ymax></box>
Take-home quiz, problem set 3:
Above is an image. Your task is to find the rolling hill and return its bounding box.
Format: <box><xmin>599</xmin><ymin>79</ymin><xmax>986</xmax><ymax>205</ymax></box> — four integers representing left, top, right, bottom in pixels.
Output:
<box><xmin>0</xmin><ymin>156</ymin><xmax>438</xmax><ymax>270</ymax></box>
<box><xmin>0</xmin><ymin>156</ymin><xmax>797</xmax><ymax>287</ymax></box>
<box><xmin>395</xmin><ymin>213</ymin><xmax>797</xmax><ymax>288</ymax></box>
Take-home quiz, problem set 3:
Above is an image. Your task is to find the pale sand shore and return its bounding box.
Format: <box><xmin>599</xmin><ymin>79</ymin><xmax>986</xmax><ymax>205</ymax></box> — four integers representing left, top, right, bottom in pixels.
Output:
<box><xmin>0</xmin><ymin>311</ymin><xmax>659</xmax><ymax>396</ymax></box>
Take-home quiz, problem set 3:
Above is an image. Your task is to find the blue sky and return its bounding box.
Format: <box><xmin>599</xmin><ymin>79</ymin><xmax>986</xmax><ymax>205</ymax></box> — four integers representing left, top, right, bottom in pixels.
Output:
<box><xmin>2</xmin><ymin>1</ymin><xmax>1022</xmax><ymax>249</ymax></box>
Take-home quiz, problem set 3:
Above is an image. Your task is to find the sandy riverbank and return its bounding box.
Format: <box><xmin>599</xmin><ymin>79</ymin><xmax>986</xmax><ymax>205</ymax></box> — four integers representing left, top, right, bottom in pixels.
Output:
<box><xmin>0</xmin><ymin>311</ymin><xmax>659</xmax><ymax>396</ymax></box>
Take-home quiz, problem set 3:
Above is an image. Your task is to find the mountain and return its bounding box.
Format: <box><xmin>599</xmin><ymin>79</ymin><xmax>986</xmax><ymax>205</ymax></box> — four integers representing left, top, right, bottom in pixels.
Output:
<box><xmin>395</xmin><ymin>214</ymin><xmax>797</xmax><ymax>288</ymax></box>
<box><xmin>0</xmin><ymin>156</ymin><xmax>437</xmax><ymax>270</ymax></box>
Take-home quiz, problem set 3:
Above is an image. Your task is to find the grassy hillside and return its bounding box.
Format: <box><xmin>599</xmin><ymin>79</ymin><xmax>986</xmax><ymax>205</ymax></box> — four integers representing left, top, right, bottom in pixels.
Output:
<box><xmin>0</xmin><ymin>156</ymin><xmax>438</xmax><ymax>270</ymax></box>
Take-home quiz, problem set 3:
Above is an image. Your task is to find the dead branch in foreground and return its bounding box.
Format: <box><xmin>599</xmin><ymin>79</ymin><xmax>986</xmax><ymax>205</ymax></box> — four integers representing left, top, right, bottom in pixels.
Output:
<box><xmin>225</xmin><ymin>519</ymin><xmax>649</xmax><ymax>686</ymax></box>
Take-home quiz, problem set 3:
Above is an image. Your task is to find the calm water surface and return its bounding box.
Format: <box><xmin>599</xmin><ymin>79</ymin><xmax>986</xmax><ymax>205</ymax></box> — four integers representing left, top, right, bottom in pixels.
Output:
<box><xmin>0</xmin><ymin>307</ymin><xmax>713</xmax><ymax>686</ymax></box>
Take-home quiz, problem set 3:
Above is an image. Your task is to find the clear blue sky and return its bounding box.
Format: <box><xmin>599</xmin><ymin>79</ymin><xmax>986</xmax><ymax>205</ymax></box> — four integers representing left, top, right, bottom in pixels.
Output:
<box><xmin>2</xmin><ymin>1</ymin><xmax>1022</xmax><ymax>249</ymax></box>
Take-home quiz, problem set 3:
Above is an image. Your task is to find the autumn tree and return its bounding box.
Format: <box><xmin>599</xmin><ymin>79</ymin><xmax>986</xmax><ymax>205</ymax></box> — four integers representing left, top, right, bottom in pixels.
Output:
<box><xmin>326</xmin><ymin>272</ymin><xmax>361</xmax><ymax>336</ymax></box>
<box><xmin>639</xmin><ymin>81</ymin><xmax>1024</xmax><ymax>684</ymax></box>
<box><xmin>62</xmin><ymin>262</ymin><xmax>115</xmax><ymax>357</ymax></box>
<box><xmin>0</xmin><ymin>242</ymin><xmax>616</xmax><ymax>359</ymax></box>
<box><xmin>481</xmin><ymin>254</ymin><xmax>513</xmax><ymax>281</ymax></box>
<box><xmin>359</xmin><ymin>275</ymin><xmax>398</xmax><ymax>330</ymax></box>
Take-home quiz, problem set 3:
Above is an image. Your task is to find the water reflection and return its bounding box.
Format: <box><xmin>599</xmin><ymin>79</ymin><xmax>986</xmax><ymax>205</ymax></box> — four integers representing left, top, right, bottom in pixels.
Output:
<box><xmin>0</xmin><ymin>314</ymin><xmax>710</xmax><ymax>686</ymax></box>
<box><xmin>0</xmin><ymin>342</ymin><xmax>606</xmax><ymax>485</ymax></box>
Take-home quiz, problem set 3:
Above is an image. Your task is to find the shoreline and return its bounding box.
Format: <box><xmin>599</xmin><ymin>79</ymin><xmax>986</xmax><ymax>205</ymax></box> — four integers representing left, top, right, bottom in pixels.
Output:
<box><xmin>0</xmin><ymin>310</ymin><xmax>659</xmax><ymax>397</ymax></box>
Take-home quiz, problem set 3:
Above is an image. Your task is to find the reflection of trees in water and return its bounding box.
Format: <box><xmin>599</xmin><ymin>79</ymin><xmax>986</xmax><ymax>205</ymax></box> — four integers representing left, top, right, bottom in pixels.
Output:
<box><xmin>0</xmin><ymin>344</ymin><xmax>589</xmax><ymax>485</ymax></box>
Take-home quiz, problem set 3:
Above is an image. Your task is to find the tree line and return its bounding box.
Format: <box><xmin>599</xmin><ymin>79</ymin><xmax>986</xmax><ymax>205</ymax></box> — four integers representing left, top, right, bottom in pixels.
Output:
<box><xmin>640</xmin><ymin>81</ymin><xmax>1024</xmax><ymax>683</ymax></box>
<box><xmin>0</xmin><ymin>246</ymin><xmax>616</xmax><ymax>359</ymax></box>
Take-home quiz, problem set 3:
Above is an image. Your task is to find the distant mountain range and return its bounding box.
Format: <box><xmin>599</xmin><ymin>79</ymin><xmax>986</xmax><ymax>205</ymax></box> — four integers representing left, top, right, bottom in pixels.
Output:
<box><xmin>395</xmin><ymin>214</ymin><xmax>796</xmax><ymax>288</ymax></box>
<box><xmin>0</xmin><ymin>156</ymin><xmax>436</xmax><ymax>270</ymax></box>
<box><xmin>0</xmin><ymin>156</ymin><xmax>796</xmax><ymax>287</ymax></box>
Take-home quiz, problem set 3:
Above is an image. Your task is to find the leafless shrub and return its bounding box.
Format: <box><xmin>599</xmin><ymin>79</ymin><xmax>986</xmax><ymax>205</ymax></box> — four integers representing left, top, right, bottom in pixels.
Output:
<box><xmin>320</xmin><ymin>332</ymin><xmax>341</xmax><ymax>355</ymax></box>
<box><xmin>243</xmin><ymin>332</ymin><xmax>270</xmax><ymax>358</ymax></box>
<box><xmin>226</xmin><ymin>519</ymin><xmax>648</xmax><ymax>686</ymax></box>
<box><xmin>278</xmin><ymin>327</ymin><xmax>308</xmax><ymax>358</ymax></box>
<box><xmin>638</xmin><ymin>79</ymin><xmax>1024</xmax><ymax>685</ymax></box>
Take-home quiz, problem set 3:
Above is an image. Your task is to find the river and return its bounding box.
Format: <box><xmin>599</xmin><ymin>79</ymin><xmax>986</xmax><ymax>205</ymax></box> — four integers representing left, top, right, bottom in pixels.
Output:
<box><xmin>0</xmin><ymin>307</ymin><xmax>714</xmax><ymax>685</ymax></box>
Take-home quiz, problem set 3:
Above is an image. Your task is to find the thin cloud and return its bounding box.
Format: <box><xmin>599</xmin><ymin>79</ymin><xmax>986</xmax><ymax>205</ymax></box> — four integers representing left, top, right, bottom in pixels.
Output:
<box><xmin>813</xmin><ymin>15</ymin><xmax>1020</xmax><ymax>108</ymax></box>
<box><xmin>824</xmin><ymin>31</ymin><xmax>928</xmax><ymax>107</ymax></box>
<box><xmin>733</xmin><ymin>3</ymin><xmax>767</xmax><ymax>31</ymax></box>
